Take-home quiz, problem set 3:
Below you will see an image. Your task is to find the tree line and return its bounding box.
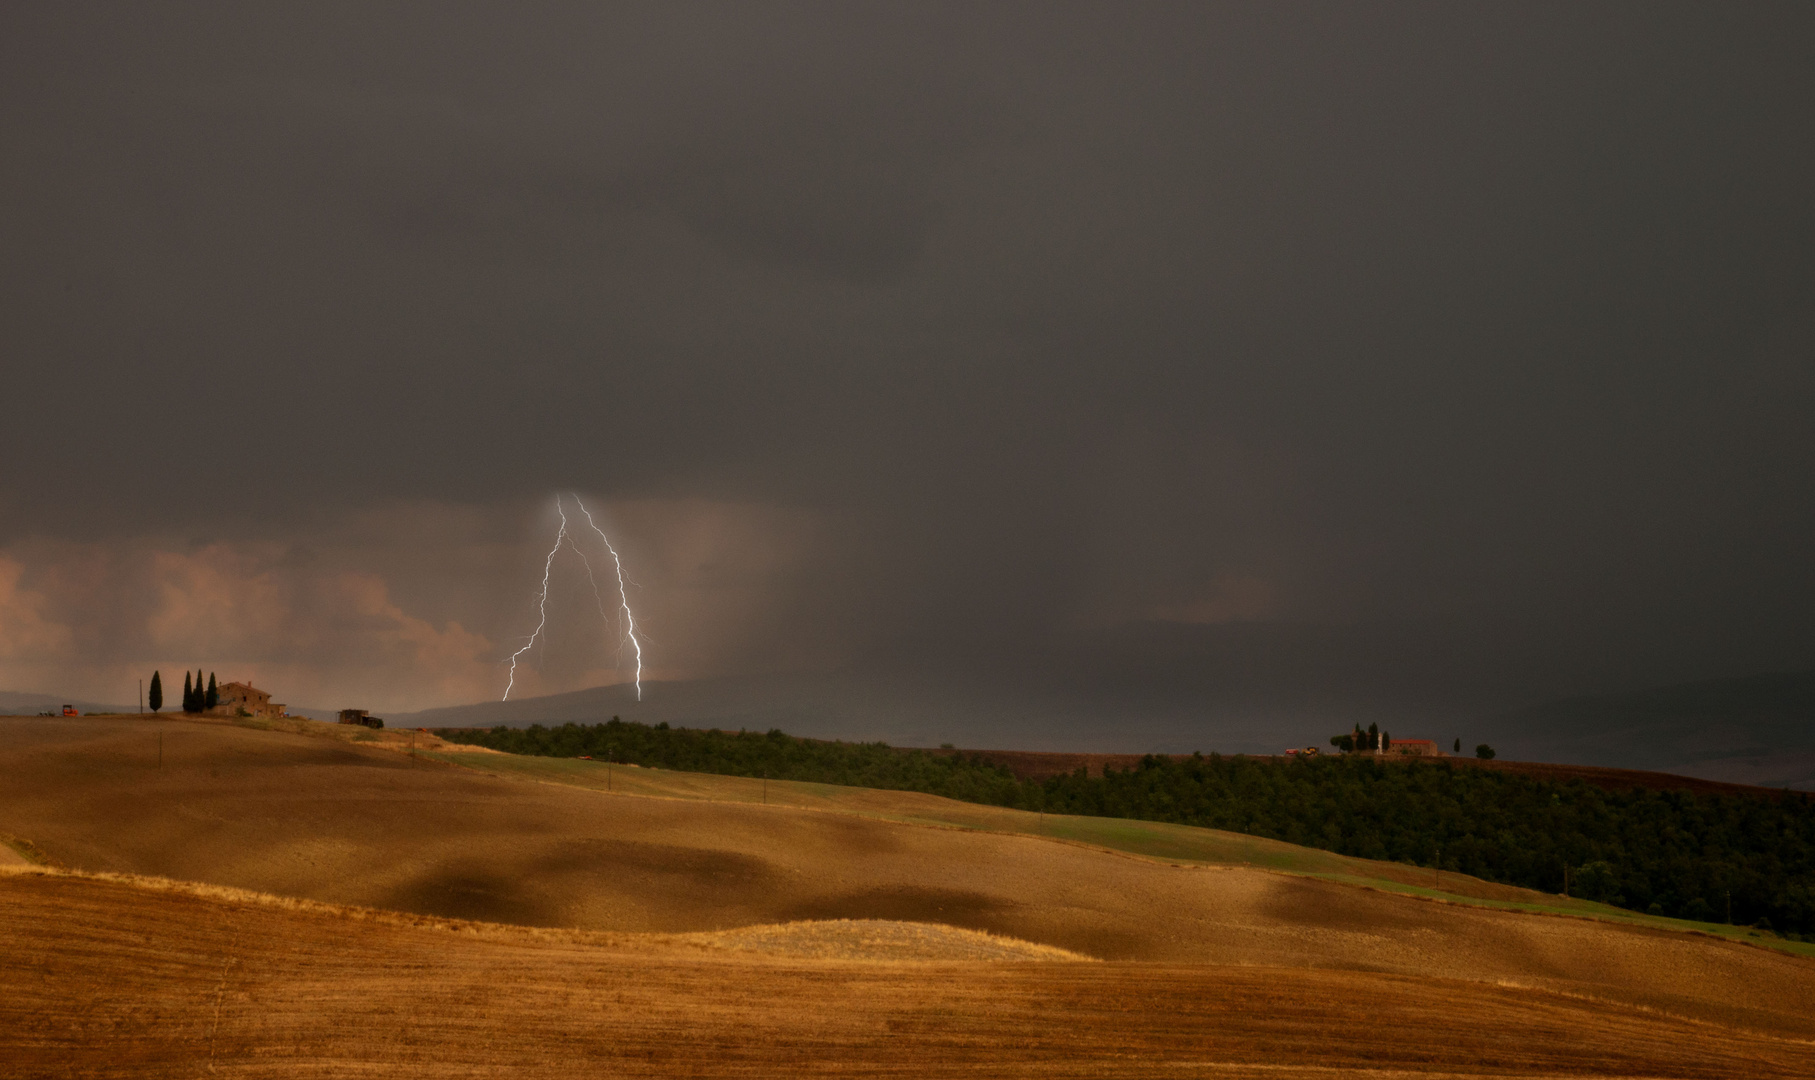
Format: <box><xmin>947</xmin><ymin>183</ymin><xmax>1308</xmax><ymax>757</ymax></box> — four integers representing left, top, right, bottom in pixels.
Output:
<box><xmin>444</xmin><ymin>719</ymin><xmax>1027</xmax><ymax>806</ymax></box>
<box><xmin>437</xmin><ymin>719</ymin><xmax>1815</xmax><ymax>938</ymax></box>
<box><xmin>146</xmin><ymin>670</ymin><xmax>218</xmax><ymax>713</ymax></box>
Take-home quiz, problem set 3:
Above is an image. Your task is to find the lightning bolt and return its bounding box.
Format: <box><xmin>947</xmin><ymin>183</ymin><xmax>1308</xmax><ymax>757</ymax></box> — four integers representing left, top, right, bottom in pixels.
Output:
<box><xmin>502</xmin><ymin>494</ymin><xmax>646</xmax><ymax>702</ymax></box>
<box><xmin>573</xmin><ymin>494</ymin><xmax>644</xmax><ymax>702</ymax></box>
<box><xmin>503</xmin><ymin>498</ymin><xmax>570</xmax><ymax>701</ymax></box>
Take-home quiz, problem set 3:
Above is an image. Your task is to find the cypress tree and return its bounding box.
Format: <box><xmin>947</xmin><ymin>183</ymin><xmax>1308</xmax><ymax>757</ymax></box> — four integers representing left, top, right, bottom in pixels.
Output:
<box><xmin>206</xmin><ymin>673</ymin><xmax>219</xmax><ymax>710</ymax></box>
<box><xmin>148</xmin><ymin>671</ymin><xmax>163</xmax><ymax>713</ymax></box>
<box><xmin>1367</xmin><ymin>722</ymin><xmax>1379</xmax><ymax>751</ymax></box>
<box><xmin>182</xmin><ymin>671</ymin><xmax>194</xmax><ymax>712</ymax></box>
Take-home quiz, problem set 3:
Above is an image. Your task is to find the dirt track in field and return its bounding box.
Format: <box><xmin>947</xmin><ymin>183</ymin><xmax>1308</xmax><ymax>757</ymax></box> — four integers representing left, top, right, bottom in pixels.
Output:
<box><xmin>5</xmin><ymin>713</ymin><xmax>1815</xmax><ymax>1074</ymax></box>
<box><xmin>7</xmin><ymin>869</ymin><xmax>1815</xmax><ymax>1079</ymax></box>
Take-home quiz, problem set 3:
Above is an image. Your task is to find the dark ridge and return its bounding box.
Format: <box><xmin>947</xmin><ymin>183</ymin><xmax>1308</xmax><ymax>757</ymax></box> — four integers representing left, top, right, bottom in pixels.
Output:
<box><xmin>920</xmin><ymin>746</ymin><xmax>1796</xmax><ymax>798</ymax></box>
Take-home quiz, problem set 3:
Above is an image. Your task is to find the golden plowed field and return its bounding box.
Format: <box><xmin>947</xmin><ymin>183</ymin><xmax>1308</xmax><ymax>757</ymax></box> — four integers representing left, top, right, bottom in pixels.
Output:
<box><xmin>10</xmin><ymin>870</ymin><xmax>1815</xmax><ymax>1078</ymax></box>
<box><xmin>4</xmin><ymin>714</ymin><xmax>1814</xmax><ymax>1076</ymax></box>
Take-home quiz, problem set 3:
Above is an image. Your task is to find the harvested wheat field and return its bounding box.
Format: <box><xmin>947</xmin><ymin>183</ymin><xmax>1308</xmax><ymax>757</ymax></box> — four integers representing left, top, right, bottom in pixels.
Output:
<box><xmin>10</xmin><ymin>869</ymin><xmax>1815</xmax><ymax>1078</ymax></box>
<box><xmin>5</xmin><ymin>714</ymin><xmax>1815</xmax><ymax>1076</ymax></box>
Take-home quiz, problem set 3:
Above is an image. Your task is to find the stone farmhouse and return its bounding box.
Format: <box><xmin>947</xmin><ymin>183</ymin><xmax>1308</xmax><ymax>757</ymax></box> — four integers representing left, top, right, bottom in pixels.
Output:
<box><xmin>211</xmin><ymin>681</ymin><xmax>286</xmax><ymax>719</ymax></box>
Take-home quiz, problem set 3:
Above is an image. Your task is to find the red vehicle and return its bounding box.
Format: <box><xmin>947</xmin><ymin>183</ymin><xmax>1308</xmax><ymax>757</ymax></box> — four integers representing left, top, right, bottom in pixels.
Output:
<box><xmin>61</xmin><ymin>705</ymin><xmax>78</xmax><ymax>717</ymax></box>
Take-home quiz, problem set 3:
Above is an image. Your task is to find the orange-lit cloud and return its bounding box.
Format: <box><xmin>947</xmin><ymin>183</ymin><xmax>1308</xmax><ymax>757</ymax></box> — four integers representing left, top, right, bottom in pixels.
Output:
<box><xmin>0</xmin><ymin>496</ymin><xmax>854</xmax><ymax>713</ymax></box>
<box><xmin>0</xmin><ymin>557</ymin><xmax>74</xmax><ymax>659</ymax></box>
<box><xmin>0</xmin><ymin>539</ymin><xmax>493</xmax><ymax>713</ymax></box>
<box><xmin>141</xmin><ymin>545</ymin><xmax>496</xmax><ymax>711</ymax></box>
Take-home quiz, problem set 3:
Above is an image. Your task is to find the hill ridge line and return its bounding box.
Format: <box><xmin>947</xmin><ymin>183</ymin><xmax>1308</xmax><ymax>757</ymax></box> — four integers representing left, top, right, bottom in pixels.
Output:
<box><xmin>415</xmin><ymin>746</ymin><xmax>1815</xmax><ymax>960</ymax></box>
<box><xmin>0</xmin><ymin>866</ymin><xmax>1084</xmax><ymax>962</ymax></box>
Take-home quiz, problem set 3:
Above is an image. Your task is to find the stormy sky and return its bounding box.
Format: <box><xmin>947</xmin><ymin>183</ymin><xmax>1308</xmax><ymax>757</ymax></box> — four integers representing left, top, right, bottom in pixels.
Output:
<box><xmin>3</xmin><ymin>4</ymin><xmax>1813</xmax><ymax>737</ymax></box>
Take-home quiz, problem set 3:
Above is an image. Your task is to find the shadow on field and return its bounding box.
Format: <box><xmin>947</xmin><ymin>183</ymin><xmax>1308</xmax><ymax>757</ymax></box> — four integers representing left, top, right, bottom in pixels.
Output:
<box><xmin>538</xmin><ymin>838</ymin><xmax>788</xmax><ymax>901</ymax></box>
<box><xmin>781</xmin><ymin>885</ymin><xmax>1009</xmax><ymax>927</ymax></box>
<box><xmin>384</xmin><ymin>863</ymin><xmax>560</xmax><ymax>925</ymax></box>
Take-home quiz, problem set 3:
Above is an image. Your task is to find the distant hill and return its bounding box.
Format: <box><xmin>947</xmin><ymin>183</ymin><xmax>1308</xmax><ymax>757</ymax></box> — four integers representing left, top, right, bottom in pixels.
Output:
<box><xmin>385</xmin><ymin>670</ymin><xmax>1302</xmax><ymax>757</ymax></box>
<box><xmin>395</xmin><ymin>678</ymin><xmax>900</xmax><ymax>740</ymax></box>
<box><xmin>0</xmin><ymin>690</ymin><xmax>135</xmax><ymax>716</ymax></box>
<box><xmin>0</xmin><ymin>690</ymin><xmax>343</xmax><ymax>723</ymax></box>
<box><xmin>13</xmin><ymin>713</ymin><xmax>1815</xmax><ymax>1074</ymax></box>
<box><xmin>388</xmin><ymin>674</ymin><xmax>1024</xmax><ymax>747</ymax></box>
<box><xmin>380</xmin><ymin>667</ymin><xmax>1815</xmax><ymax>791</ymax></box>
<box><xmin>1478</xmin><ymin>671</ymin><xmax>1815</xmax><ymax>789</ymax></box>
<box><xmin>391</xmin><ymin>617</ymin><xmax>1642</xmax><ymax>753</ymax></box>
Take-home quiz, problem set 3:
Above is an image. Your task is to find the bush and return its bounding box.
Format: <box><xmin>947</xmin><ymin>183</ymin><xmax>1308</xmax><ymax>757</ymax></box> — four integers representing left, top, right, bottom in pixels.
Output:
<box><xmin>1475</xmin><ymin>744</ymin><xmax>1496</xmax><ymax>759</ymax></box>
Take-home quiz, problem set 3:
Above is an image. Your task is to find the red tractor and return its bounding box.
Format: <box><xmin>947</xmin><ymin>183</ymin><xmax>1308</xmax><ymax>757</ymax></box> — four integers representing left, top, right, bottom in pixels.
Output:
<box><xmin>61</xmin><ymin>705</ymin><xmax>78</xmax><ymax>717</ymax></box>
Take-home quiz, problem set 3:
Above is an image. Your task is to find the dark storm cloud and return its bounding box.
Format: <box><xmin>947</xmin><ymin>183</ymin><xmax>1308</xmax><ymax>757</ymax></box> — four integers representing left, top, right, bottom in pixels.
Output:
<box><xmin>3</xmin><ymin>3</ymin><xmax>1813</xmax><ymax>719</ymax></box>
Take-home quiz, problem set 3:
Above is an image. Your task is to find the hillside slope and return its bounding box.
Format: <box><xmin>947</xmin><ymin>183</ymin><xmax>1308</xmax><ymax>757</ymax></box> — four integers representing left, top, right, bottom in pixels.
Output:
<box><xmin>8</xmin><ymin>868</ymin><xmax>1815</xmax><ymax>1079</ymax></box>
<box><xmin>3</xmin><ymin>713</ymin><xmax>1814</xmax><ymax>1042</ymax></box>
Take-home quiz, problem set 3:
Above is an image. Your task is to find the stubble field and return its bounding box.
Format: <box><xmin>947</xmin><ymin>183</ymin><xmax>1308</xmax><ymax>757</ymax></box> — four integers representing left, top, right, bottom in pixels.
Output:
<box><xmin>4</xmin><ymin>713</ymin><xmax>1814</xmax><ymax>1077</ymax></box>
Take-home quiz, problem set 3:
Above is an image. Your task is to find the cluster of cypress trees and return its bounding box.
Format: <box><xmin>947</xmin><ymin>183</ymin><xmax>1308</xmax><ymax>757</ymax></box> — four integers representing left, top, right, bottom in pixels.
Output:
<box><xmin>1331</xmin><ymin>722</ymin><xmax>1390</xmax><ymax>753</ymax></box>
<box><xmin>148</xmin><ymin>670</ymin><xmax>218</xmax><ymax>713</ymax></box>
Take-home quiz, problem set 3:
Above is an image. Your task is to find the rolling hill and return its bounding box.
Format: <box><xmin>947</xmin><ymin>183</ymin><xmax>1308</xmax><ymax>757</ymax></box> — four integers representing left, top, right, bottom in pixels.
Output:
<box><xmin>11</xmin><ymin>864</ymin><xmax>1815</xmax><ymax>1078</ymax></box>
<box><xmin>5</xmin><ymin>709</ymin><xmax>1815</xmax><ymax>1077</ymax></box>
<box><xmin>0</xmin><ymin>689</ymin><xmax>133</xmax><ymax>716</ymax></box>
